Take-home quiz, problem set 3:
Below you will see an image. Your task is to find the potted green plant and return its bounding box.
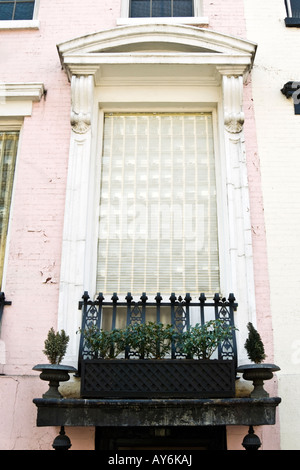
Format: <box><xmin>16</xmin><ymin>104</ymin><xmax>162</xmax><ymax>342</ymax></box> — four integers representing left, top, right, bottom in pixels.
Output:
<box><xmin>82</xmin><ymin>325</ymin><xmax>125</xmax><ymax>359</ymax></box>
<box><xmin>178</xmin><ymin>319</ymin><xmax>236</xmax><ymax>359</ymax></box>
<box><xmin>80</xmin><ymin>320</ymin><xmax>237</xmax><ymax>399</ymax></box>
<box><xmin>236</xmin><ymin>322</ymin><xmax>280</xmax><ymax>398</ymax></box>
<box><xmin>33</xmin><ymin>327</ymin><xmax>77</xmax><ymax>399</ymax></box>
<box><xmin>124</xmin><ymin>321</ymin><xmax>174</xmax><ymax>359</ymax></box>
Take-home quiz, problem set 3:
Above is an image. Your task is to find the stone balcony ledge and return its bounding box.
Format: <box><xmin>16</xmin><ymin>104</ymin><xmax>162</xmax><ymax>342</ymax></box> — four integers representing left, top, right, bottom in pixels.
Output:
<box><xmin>33</xmin><ymin>396</ymin><xmax>281</xmax><ymax>428</ymax></box>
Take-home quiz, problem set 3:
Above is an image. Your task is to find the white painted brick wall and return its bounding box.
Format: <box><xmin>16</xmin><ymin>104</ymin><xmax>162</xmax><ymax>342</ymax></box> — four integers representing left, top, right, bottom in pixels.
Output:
<box><xmin>244</xmin><ymin>0</ymin><xmax>300</xmax><ymax>450</ymax></box>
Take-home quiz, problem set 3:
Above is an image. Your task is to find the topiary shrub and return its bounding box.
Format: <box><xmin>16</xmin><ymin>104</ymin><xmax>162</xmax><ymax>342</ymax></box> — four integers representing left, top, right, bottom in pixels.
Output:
<box><xmin>244</xmin><ymin>322</ymin><xmax>266</xmax><ymax>364</ymax></box>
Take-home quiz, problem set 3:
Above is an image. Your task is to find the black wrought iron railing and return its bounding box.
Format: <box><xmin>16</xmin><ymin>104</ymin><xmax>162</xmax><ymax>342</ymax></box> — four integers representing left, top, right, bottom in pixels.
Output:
<box><xmin>0</xmin><ymin>292</ymin><xmax>11</xmax><ymax>325</ymax></box>
<box><xmin>77</xmin><ymin>292</ymin><xmax>238</xmax><ymax>375</ymax></box>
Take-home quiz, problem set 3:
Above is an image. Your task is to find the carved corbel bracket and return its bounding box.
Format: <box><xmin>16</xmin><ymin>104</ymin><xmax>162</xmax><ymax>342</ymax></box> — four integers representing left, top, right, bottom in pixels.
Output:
<box><xmin>70</xmin><ymin>75</ymin><xmax>94</xmax><ymax>134</ymax></box>
<box><xmin>218</xmin><ymin>70</ymin><xmax>245</xmax><ymax>134</ymax></box>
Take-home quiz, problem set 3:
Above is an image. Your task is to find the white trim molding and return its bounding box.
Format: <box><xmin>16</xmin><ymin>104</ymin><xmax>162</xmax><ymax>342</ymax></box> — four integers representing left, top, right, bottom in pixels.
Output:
<box><xmin>116</xmin><ymin>17</ymin><xmax>209</xmax><ymax>26</ymax></box>
<box><xmin>58</xmin><ymin>24</ymin><xmax>256</xmax><ymax>78</ymax></box>
<box><xmin>57</xmin><ymin>24</ymin><xmax>257</xmax><ymax>366</ymax></box>
<box><xmin>0</xmin><ymin>83</ymin><xmax>44</xmax><ymax>101</ymax></box>
<box><xmin>0</xmin><ymin>82</ymin><xmax>44</xmax><ymax>117</ymax></box>
<box><xmin>0</xmin><ymin>20</ymin><xmax>39</xmax><ymax>30</ymax></box>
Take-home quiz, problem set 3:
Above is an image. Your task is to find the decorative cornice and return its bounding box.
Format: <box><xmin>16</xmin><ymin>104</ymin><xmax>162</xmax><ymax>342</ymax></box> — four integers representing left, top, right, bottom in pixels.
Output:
<box><xmin>57</xmin><ymin>24</ymin><xmax>257</xmax><ymax>57</ymax></box>
<box><xmin>0</xmin><ymin>83</ymin><xmax>44</xmax><ymax>102</ymax></box>
<box><xmin>57</xmin><ymin>24</ymin><xmax>257</xmax><ymax>83</ymax></box>
<box><xmin>57</xmin><ymin>25</ymin><xmax>256</xmax><ymax>134</ymax></box>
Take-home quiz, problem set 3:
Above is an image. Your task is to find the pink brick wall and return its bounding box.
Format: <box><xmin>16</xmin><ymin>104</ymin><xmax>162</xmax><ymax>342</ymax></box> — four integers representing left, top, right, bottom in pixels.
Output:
<box><xmin>0</xmin><ymin>0</ymin><xmax>278</xmax><ymax>450</ymax></box>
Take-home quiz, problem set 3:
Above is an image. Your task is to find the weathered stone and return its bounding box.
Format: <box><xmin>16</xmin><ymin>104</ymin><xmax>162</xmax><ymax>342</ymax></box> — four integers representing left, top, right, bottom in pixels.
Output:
<box><xmin>33</xmin><ymin>396</ymin><xmax>281</xmax><ymax>428</ymax></box>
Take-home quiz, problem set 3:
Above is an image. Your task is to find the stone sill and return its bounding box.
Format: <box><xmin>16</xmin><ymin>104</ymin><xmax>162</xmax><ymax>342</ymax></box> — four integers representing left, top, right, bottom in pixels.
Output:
<box><xmin>33</xmin><ymin>396</ymin><xmax>281</xmax><ymax>428</ymax></box>
<box><xmin>0</xmin><ymin>20</ymin><xmax>39</xmax><ymax>30</ymax></box>
<box><xmin>116</xmin><ymin>17</ymin><xmax>209</xmax><ymax>26</ymax></box>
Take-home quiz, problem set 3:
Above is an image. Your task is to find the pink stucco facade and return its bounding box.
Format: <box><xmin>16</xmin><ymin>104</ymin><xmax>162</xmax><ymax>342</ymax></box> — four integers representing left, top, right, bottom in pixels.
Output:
<box><xmin>0</xmin><ymin>0</ymin><xmax>280</xmax><ymax>450</ymax></box>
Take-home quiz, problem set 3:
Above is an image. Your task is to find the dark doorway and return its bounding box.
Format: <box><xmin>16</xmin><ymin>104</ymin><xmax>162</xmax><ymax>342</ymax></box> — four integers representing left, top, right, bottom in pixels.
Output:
<box><xmin>95</xmin><ymin>426</ymin><xmax>227</xmax><ymax>450</ymax></box>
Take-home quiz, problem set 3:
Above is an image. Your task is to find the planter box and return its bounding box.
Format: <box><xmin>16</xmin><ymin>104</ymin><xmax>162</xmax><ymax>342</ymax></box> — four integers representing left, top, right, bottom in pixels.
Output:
<box><xmin>80</xmin><ymin>359</ymin><xmax>236</xmax><ymax>399</ymax></box>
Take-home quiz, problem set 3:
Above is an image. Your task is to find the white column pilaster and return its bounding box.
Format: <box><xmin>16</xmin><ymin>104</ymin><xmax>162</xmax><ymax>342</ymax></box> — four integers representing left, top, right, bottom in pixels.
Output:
<box><xmin>58</xmin><ymin>74</ymin><xmax>95</xmax><ymax>366</ymax></box>
<box><xmin>218</xmin><ymin>69</ymin><xmax>256</xmax><ymax>361</ymax></box>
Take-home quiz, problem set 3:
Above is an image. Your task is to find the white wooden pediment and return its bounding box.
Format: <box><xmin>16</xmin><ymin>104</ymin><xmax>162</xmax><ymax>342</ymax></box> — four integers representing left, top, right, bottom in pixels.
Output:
<box><xmin>57</xmin><ymin>24</ymin><xmax>257</xmax><ymax>81</ymax></box>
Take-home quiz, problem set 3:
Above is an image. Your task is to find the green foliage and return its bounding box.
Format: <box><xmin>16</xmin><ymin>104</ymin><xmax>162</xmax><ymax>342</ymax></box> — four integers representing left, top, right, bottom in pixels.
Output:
<box><xmin>244</xmin><ymin>322</ymin><xmax>266</xmax><ymax>364</ymax></box>
<box><xmin>124</xmin><ymin>322</ymin><xmax>173</xmax><ymax>359</ymax></box>
<box><xmin>43</xmin><ymin>327</ymin><xmax>70</xmax><ymax>364</ymax></box>
<box><xmin>179</xmin><ymin>319</ymin><xmax>236</xmax><ymax>359</ymax></box>
<box><xmin>83</xmin><ymin>319</ymin><xmax>236</xmax><ymax>360</ymax></box>
<box><xmin>83</xmin><ymin>325</ymin><xmax>125</xmax><ymax>359</ymax></box>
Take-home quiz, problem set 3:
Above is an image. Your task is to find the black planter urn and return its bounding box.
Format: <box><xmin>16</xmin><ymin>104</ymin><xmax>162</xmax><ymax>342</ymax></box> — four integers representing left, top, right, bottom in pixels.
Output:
<box><xmin>33</xmin><ymin>364</ymin><xmax>77</xmax><ymax>399</ymax></box>
<box><xmin>236</xmin><ymin>363</ymin><xmax>280</xmax><ymax>398</ymax></box>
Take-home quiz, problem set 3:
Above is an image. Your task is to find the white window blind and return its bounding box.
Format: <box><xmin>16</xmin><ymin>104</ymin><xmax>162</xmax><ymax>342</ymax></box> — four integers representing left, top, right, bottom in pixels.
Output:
<box><xmin>97</xmin><ymin>113</ymin><xmax>219</xmax><ymax>296</ymax></box>
<box><xmin>0</xmin><ymin>131</ymin><xmax>18</xmax><ymax>287</ymax></box>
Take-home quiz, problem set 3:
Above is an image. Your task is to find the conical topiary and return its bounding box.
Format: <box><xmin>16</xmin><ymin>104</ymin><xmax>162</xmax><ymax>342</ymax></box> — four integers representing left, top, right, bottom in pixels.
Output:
<box><xmin>43</xmin><ymin>327</ymin><xmax>69</xmax><ymax>365</ymax></box>
<box><xmin>244</xmin><ymin>322</ymin><xmax>266</xmax><ymax>364</ymax></box>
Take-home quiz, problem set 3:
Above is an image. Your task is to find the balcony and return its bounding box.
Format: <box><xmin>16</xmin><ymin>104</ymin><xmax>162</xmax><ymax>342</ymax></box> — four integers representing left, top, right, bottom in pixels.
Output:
<box><xmin>33</xmin><ymin>291</ymin><xmax>281</xmax><ymax>450</ymax></box>
<box><xmin>78</xmin><ymin>291</ymin><xmax>238</xmax><ymax>399</ymax></box>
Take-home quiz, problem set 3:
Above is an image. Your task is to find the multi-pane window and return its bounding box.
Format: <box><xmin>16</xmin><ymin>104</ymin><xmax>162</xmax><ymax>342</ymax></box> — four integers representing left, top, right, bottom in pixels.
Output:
<box><xmin>285</xmin><ymin>0</ymin><xmax>300</xmax><ymax>26</ymax></box>
<box><xmin>0</xmin><ymin>132</ymin><xmax>18</xmax><ymax>286</ymax></box>
<box><xmin>130</xmin><ymin>0</ymin><xmax>193</xmax><ymax>18</ymax></box>
<box><xmin>97</xmin><ymin>113</ymin><xmax>219</xmax><ymax>296</ymax></box>
<box><xmin>0</xmin><ymin>0</ymin><xmax>35</xmax><ymax>20</ymax></box>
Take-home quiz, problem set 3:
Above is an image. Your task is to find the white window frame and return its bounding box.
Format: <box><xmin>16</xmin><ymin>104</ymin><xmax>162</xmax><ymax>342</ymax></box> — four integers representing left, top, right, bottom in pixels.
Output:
<box><xmin>0</xmin><ymin>127</ymin><xmax>20</xmax><ymax>287</ymax></box>
<box><xmin>95</xmin><ymin>108</ymin><xmax>225</xmax><ymax>298</ymax></box>
<box><xmin>57</xmin><ymin>24</ymin><xmax>257</xmax><ymax>367</ymax></box>
<box><xmin>0</xmin><ymin>0</ymin><xmax>40</xmax><ymax>30</ymax></box>
<box><xmin>117</xmin><ymin>0</ymin><xmax>208</xmax><ymax>25</ymax></box>
<box><xmin>0</xmin><ymin>82</ymin><xmax>44</xmax><ymax>290</ymax></box>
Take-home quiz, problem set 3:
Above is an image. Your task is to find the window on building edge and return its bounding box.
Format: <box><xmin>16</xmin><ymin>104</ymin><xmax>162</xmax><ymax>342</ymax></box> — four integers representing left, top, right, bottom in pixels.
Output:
<box><xmin>0</xmin><ymin>0</ymin><xmax>35</xmax><ymax>20</ymax></box>
<box><xmin>130</xmin><ymin>0</ymin><xmax>194</xmax><ymax>18</ymax></box>
<box><xmin>0</xmin><ymin>132</ymin><xmax>18</xmax><ymax>287</ymax></box>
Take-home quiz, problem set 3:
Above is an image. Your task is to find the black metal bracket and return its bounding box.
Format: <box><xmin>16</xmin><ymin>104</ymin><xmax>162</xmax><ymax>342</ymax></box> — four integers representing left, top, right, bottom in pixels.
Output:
<box><xmin>284</xmin><ymin>0</ymin><xmax>300</xmax><ymax>26</ymax></box>
<box><xmin>281</xmin><ymin>81</ymin><xmax>300</xmax><ymax>114</ymax></box>
<box><xmin>0</xmin><ymin>292</ymin><xmax>11</xmax><ymax>325</ymax></box>
<box><xmin>285</xmin><ymin>17</ymin><xmax>300</xmax><ymax>26</ymax></box>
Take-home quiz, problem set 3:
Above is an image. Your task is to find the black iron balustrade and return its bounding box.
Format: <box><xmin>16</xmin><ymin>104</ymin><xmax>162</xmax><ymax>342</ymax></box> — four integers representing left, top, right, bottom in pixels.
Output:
<box><xmin>0</xmin><ymin>292</ymin><xmax>11</xmax><ymax>325</ymax></box>
<box><xmin>77</xmin><ymin>292</ymin><xmax>238</xmax><ymax>375</ymax></box>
